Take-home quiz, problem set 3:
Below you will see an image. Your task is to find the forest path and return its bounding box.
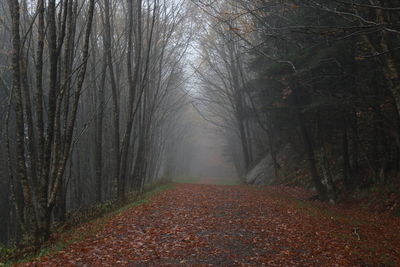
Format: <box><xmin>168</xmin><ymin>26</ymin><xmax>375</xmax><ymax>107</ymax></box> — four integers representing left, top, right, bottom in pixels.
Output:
<box><xmin>22</xmin><ymin>184</ymin><xmax>400</xmax><ymax>266</ymax></box>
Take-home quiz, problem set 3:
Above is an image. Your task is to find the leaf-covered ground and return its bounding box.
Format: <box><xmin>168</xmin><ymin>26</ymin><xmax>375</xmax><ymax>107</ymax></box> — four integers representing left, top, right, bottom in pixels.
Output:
<box><xmin>19</xmin><ymin>184</ymin><xmax>400</xmax><ymax>266</ymax></box>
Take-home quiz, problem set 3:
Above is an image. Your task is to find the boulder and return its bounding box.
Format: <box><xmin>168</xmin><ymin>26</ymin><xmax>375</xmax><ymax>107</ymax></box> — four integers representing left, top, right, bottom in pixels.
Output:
<box><xmin>245</xmin><ymin>154</ymin><xmax>276</xmax><ymax>185</ymax></box>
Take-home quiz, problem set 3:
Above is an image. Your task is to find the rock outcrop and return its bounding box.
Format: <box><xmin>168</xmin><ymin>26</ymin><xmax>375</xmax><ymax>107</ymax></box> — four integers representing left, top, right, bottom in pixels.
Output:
<box><xmin>245</xmin><ymin>154</ymin><xmax>276</xmax><ymax>185</ymax></box>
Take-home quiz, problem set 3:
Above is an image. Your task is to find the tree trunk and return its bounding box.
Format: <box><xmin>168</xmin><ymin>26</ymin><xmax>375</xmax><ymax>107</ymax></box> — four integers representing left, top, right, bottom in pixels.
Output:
<box><xmin>342</xmin><ymin>113</ymin><xmax>351</xmax><ymax>190</ymax></box>
<box><xmin>7</xmin><ymin>0</ymin><xmax>38</xmax><ymax>239</ymax></box>
<box><xmin>103</xmin><ymin>0</ymin><xmax>121</xmax><ymax>198</ymax></box>
<box><xmin>294</xmin><ymin>89</ymin><xmax>327</xmax><ymax>200</ymax></box>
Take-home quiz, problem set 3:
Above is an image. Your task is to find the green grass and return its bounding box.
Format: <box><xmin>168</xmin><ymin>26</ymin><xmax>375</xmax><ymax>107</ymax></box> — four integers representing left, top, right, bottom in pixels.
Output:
<box><xmin>0</xmin><ymin>246</ymin><xmax>14</xmax><ymax>267</ymax></box>
<box><xmin>0</xmin><ymin>182</ymin><xmax>175</xmax><ymax>266</ymax></box>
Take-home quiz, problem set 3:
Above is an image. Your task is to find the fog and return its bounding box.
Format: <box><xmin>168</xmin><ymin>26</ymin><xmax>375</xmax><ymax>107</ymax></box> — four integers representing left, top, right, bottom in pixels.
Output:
<box><xmin>188</xmin><ymin>117</ymin><xmax>238</xmax><ymax>182</ymax></box>
<box><xmin>164</xmin><ymin>105</ymin><xmax>239</xmax><ymax>184</ymax></box>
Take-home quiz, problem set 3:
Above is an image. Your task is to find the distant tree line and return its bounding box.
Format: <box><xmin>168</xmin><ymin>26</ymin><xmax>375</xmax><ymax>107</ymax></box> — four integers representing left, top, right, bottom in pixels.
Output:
<box><xmin>193</xmin><ymin>0</ymin><xmax>400</xmax><ymax>202</ymax></box>
<box><xmin>0</xmin><ymin>0</ymin><xmax>193</xmax><ymax>246</ymax></box>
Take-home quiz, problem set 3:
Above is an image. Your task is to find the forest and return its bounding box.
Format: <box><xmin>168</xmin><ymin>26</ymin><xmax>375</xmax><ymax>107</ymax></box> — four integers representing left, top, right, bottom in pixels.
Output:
<box><xmin>0</xmin><ymin>0</ymin><xmax>400</xmax><ymax>265</ymax></box>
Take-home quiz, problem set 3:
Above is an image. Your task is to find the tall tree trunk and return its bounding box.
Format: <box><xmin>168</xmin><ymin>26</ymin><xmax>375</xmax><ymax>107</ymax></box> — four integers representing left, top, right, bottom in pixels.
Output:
<box><xmin>94</xmin><ymin>52</ymin><xmax>106</xmax><ymax>203</ymax></box>
<box><xmin>7</xmin><ymin>0</ymin><xmax>37</xmax><ymax>238</ymax></box>
<box><xmin>294</xmin><ymin>89</ymin><xmax>327</xmax><ymax>200</ymax></box>
<box><xmin>342</xmin><ymin>113</ymin><xmax>351</xmax><ymax>190</ymax></box>
<box><xmin>103</xmin><ymin>0</ymin><xmax>121</xmax><ymax>198</ymax></box>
